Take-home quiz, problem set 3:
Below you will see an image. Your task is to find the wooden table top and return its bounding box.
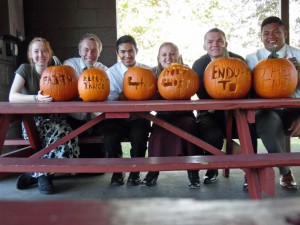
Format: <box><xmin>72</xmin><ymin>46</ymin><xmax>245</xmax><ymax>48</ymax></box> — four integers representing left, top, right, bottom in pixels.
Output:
<box><xmin>0</xmin><ymin>98</ymin><xmax>300</xmax><ymax>114</ymax></box>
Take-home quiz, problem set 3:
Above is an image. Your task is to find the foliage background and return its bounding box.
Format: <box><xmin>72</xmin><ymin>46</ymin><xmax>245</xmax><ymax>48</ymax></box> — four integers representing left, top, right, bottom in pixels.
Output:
<box><xmin>117</xmin><ymin>0</ymin><xmax>300</xmax><ymax>67</ymax></box>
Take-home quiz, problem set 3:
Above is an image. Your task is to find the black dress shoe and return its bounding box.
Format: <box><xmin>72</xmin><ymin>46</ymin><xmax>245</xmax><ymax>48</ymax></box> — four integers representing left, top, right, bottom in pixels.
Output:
<box><xmin>127</xmin><ymin>172</ymin><xmax>141</xmax><ymax>186</ymax></box>
<box><xmin>187</xmin><ymin>170</ymin><xmax>200</xmax><ymax>188</ymax></box>
<box><xmin>16</xmin><ymin>173</ymin><xmax>38</xmax><ymax>189</ymax></box>
<box><xmin>111</xmin><ymin>172</ymin><xmax>125</xmax><ymax>186</ymax></box>
<box><xmin>141</xmin><ymin>171</ymin><xmax>159</xmax><ymax>186</ymax></box>
<box><xmin>38</xmin><ymin>175</ymin><xmax>54</xmax><ymax>194</ymax></box>
<box><xmin>203</xmin><ymin>169</ymin><xmax>218</xmax><ymax>184</ymax></box>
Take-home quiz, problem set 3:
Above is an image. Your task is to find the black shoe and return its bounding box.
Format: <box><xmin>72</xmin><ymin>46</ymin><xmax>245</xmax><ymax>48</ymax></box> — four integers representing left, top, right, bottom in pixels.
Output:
<box><xmin>38</xmin><ymin>175</ymin><xmax>54</xmax><ymax>194</ymax></box>
<box><xmin>127</xmin><ymin>172</ymin><xmax>141</xmax><ymax>186</ymax></box>
<box><xmin>111</xmin><ymin>173</ymin><xmax>125</xmax><ymax>186</ymax></box>
<box><xmin>16</xmin><ymin>173</ymin><xmax>38</xmax><ymax>189</ymax></box>
<box><xmin>243</xmin><ymin>174</ymin><xmax>248</xmax><ymax>191</ymax></box>
<box><xmin>203</xmin><ymin>170</ymin><xmax>218</xmax><ymax>184</ymax></box>
<box><xmin>141</xmin><ymin>172</ymin><xmax>159</xmax><ymax>186</ymax></box>
<box><xmin>187</xmin><ymin>170</ymin><xmax>200</xmax><ymax>188</ymax></box>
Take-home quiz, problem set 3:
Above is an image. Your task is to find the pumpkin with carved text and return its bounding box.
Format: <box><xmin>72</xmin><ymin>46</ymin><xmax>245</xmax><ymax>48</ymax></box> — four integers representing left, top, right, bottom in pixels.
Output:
<box><xmin>157</xmin><ymin>63</ymin><xmax>200</xmax><ymax>100</ymax></box>
<box><xmin>204</xmin><ymin>48</ymin><xmax>251</xmax><ymax>99</ymax></box>
<box><xmin>123</xmin><ymin>66</ymin><xmax>157</xmax><ymax>100</ymax></box>
<box><xmin>253</xmin><ymin>46</ymin><xmax>298</xmax><ymax>98</ymax></box>
<box><xmin>78</xmin><ymin>68</ymin><xmax>110</xmax><ymax>101</ymax></box>
<box><xmin>40</xmin><ymin>65</ymin><xmax>78</xmax><ymax>101</ymax></box>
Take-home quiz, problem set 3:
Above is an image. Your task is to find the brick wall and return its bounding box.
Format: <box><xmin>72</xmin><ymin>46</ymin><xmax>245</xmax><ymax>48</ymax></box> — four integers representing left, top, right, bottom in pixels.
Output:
<box><xmin>24</xmin><ymin>0</ymin><xmax>117</xmax><ymax>67</ymax></box>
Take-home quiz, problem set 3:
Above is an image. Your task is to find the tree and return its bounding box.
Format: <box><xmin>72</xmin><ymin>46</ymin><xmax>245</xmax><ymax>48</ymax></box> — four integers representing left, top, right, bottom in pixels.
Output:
<box><xmin>117</xmin><ymin>0</ymin><xmax>300</xmax><ymax>67</ymax></box>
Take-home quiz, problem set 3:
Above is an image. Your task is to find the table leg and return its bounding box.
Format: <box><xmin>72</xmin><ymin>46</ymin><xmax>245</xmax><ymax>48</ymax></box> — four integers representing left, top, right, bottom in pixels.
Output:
<box><xmin>0</xmin><ymin>115</ymin><xmax>11</xmax><ymax>155</ymax></box>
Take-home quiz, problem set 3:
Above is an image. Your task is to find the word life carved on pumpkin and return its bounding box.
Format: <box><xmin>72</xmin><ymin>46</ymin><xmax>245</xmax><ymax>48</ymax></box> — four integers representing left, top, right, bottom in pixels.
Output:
<box><xmin>160</xmin><ymin>67</ymin><xmax>191</xmax><ymax>88</ymax></box>
<box><xmin>41</xmin><ymin>74</ymin><xmax>74</xmax><ymax>86</ymax></box>
<box><xmin>211</xmin><ymin>64</ymin><xmax>249</xmax><ymax>91</ymax></box>
<box><xmin>82</xmin><ymin>75</ymin><xmax>107</xmax><ymax>90</ymax></box>
<box><xmin>257</xmin><ymin>67</ymin><xmax>293</xmax><ymax>90</ymax></box>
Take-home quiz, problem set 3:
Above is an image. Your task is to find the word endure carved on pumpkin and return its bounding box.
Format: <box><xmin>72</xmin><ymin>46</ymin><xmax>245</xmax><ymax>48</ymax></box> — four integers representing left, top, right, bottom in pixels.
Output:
<box><xmin>41</xmin><ymin>74</ymin><xmax>74</xmax><ymax>86</ymax></box>
<box><xmin>82</xmin><ymin>75</ymin><xmax>107</xmax><ymax>90</ymax></box>
<box><xmin>210</xmin><ymin>65</ymin><xmax>249</xmax><ymax>91</ymax></box>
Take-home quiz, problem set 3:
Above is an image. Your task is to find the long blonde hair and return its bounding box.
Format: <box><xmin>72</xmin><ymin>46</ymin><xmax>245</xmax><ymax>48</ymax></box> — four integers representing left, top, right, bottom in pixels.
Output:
<box><xmin>156</xmin><ymin>42</ymin><xmax>180</xmax><ymax>75</ymax></box>
<box><xmin>27</xmin><ymin>37</ymin><xmax>53</xmax><ymax>65</ymax></box>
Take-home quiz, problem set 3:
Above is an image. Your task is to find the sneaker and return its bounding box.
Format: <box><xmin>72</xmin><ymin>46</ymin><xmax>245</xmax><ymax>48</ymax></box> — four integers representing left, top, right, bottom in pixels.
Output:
<box><xmin>243</xmin><ymin>174</ymin><xmax>248</xmax><ymax>191</ymax></box>
<box><xmin>203</xmin><ymin>169</ymin><xmax>218</xmax><ymax>184</ymax></box>
<box><xmin>111</xmin><ymin>172</ymin><xmax>125</xmax><ymax>186</ymax></box>
<box><xmin>280</xmin><ymin>170</ymin><xmax>298</xmax><ymax>190</ymax></box>
<box><xmin>127</xmin><ymin>172</ymin><xmax>141</xmax><ymax>186</ymax></box>
<box><xmin>187</xmin><ymin>170</ymin><xmax>200</xmax><ymax>188</ymax></box>
<box><xmin>141</xmin><ymin>172</ymin><xmax>159</xmax><ymax>186</ymax></box>
<box><xmin>38</xmin><ymin>175</ymin><xmax>54</xmax><ymax>194</ymax></box>
<box><xmin>16</xmin><ymin>173</ymin><xmax>38</xmax><ymax>189</ymax></box>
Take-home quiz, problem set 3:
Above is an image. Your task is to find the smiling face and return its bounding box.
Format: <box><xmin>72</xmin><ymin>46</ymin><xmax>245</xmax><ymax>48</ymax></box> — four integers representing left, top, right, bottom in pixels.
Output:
<box><xmin>261</xmin><ymin>22</ymin><xmax>287</xmax><ymax>52</ymax></box>
<box><xmin>29</xmin><ymin>41</ymin><xmax>50</xmax><ymax>67</ymax></box>
<box><xmin>79</xmin><ymin>39</ymin><xmax>101</xmax><ymax>67</ymax></box>
<box><xmin>203</xmin><ymin>31</ymin><xmax>228</xmax><ymax>60</ymax></box>
<box><xmin>158</xmin><ymin>44</ymin><xmax>179</xmax><ymax>69</ymax></box>
<box><xmin>117</xmin><ymin>42</ymin><xmax>138</xmax><ymax>68</ymax></box>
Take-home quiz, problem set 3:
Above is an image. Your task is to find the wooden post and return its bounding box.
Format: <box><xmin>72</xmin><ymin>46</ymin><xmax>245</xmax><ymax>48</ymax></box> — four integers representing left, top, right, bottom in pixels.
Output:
<box><xmin>279</xmin><ymin>0</ymin><xmax>290</xmax><ymax>44</ymax></box>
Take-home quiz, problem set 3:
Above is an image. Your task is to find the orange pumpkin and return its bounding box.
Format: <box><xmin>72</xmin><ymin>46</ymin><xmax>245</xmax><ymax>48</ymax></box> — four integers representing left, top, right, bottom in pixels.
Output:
<box><xmin>123</xmin><ymin>66</ymin><xmax>157</xmax><ymax>100</ymax></box>
<box><xmin>157</xmin><ymin>63</ymin><xmax>200</xmax><ymax>100</ymax></box>
<box><xmin>253</xmin><ymin>46</ymin><xmax>298</xmax><ymax>98</ymax></box>
<box><xmin>204</xmin><ymin>48</ymin><xmax>251</xmax><ymax>99</ymax></box>
<box><xmin>78</xmin><ymin>68</ymin><xmax>110</xmax><ymax>102</ymax></box>
<box><xmin>40</xmin><ymin>65</ymin><xmax>78</xmax><ymax>101</ymax></box>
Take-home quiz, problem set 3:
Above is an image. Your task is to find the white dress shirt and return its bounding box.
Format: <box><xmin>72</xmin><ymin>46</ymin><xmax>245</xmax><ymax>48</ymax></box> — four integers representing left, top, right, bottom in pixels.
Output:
<box><xmin>63</xmin><ymin>57</ymin><xmax>108</xmax><ymax>77</ymax></box>
<box><xmin>106</xmin><ymin>61</ymin><xmax>151</xmax><ymax>101</ymax></box>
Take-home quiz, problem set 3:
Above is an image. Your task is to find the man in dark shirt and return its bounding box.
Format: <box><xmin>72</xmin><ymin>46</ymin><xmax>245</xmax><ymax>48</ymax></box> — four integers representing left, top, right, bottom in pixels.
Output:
<box><xmin>192</xmin><ymin>28</ymin><xmax>256</xmax><ymax>189</ymax></box>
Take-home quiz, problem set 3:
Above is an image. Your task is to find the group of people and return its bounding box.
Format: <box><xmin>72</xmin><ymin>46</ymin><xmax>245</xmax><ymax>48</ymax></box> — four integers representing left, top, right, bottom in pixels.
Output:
<box><xmin>9</xmin><ymin>16</ymin><xmax>300</xmax><ymax>195</ymax></box>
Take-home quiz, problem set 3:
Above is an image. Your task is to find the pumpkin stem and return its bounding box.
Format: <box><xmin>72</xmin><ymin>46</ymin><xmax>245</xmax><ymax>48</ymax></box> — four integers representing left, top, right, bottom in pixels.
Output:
<box><xmin>222</xmin><ymin>47</ymin><xmax>230</xmax><ymax>58</ymax></box>
<box><xmin>268</xmin><ymin>45</ymin><xmax>279</xmax><ymax>58</ymax></box>
<box><xmin>178</xmin><ymin>54</ymin><xmax>184</xmax><ymax>64</ymax></box>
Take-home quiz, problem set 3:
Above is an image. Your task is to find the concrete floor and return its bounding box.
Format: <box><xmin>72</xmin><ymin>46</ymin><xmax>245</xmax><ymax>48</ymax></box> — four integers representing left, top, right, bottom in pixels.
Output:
<box><xmin>1</xmin><ymin>140</ymin><xmax>300</xmax><ymax>201</ymax></box>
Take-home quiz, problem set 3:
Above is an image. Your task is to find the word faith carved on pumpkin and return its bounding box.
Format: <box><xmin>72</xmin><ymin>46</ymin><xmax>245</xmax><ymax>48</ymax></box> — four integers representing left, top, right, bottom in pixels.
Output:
<box><xmin>41</xmin><ymin>74</ymin><xmax>74</xmax><ymax>86</ymax></box>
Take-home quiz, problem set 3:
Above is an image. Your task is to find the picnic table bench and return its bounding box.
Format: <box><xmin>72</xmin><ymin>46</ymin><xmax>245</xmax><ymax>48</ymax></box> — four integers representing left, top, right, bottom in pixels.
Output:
<box><xmin>1</xmin><ymin>99</ymin><xmax>300</xmax><ymax>199</ymax></box>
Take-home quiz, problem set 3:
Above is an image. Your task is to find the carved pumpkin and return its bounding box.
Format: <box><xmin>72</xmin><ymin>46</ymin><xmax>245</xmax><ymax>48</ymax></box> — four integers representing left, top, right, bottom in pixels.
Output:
<box><xmin>40</xmin><ymin>65</ymin><xmax>78</xmax><ymax>101</ymax></box>
<box><xmin>157</xmin><ymin>63</ymin><xmax>200</xmax><ymax>100</ymax></box>
<box><xmin>204</xmin><ymin>48</ymin><xmax>251</xmax><ymax>99</ymax></box>
<box><xmin>78</xmin><ymin>68</ymin><xmax>110</xmax><ymax>102</ymax></box>
<box><xmin>253</xmin><ymin>46</ymin><xmax>298</xmax><ymax>98</ymax></box>
<box><xmin>123</xmin><ymin>66</ymin><xmax>157</xmax><ymax>100</ymax></box>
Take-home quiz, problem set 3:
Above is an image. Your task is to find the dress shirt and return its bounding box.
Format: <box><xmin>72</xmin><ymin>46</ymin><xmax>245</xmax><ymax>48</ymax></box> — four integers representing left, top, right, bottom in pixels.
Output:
<box><xmin>63</xmin><ymin>57</ymin><xmax>108</xmax><ymax>77</ymax></box>
<box><xmin>106</xmin><ymin>61</ymin><xmax>151</xmax><ymax>101</ymax></box>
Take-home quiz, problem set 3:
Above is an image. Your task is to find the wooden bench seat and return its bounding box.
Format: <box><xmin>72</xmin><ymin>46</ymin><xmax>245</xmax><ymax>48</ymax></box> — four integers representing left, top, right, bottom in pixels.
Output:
<box><xmin>4</xmin><ymin>135</ymin><xmax>106</xmax><ymax>146</ymax></box>
<box><xmin>1</xmin><ymin>152</ymin><xmax>300</xmax><ymax>173</ymax></box>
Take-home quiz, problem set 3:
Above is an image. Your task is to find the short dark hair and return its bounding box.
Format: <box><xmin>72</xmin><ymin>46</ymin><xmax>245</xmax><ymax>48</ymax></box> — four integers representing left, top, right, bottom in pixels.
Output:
<box><xmin>116</xmin><ymin>35</ymin><xmax>137</xmax><ymax>51</ymax></box>
<box><xmin>261</xmin><ymin>16</ymin><xmax>285</xmax><ymax>31</ymax></box>
<box><xmin>204</xmin><ymin>28</ymin><xmax>226</xmax><ymax>42</ymax></box>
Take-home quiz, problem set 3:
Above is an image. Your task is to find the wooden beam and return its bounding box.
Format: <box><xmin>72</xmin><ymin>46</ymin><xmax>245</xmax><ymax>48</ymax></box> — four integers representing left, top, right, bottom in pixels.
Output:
<box><xmin>280</xmin><ymin>0</ymin><xmax>290</xmax><ymax>44</ymax></box>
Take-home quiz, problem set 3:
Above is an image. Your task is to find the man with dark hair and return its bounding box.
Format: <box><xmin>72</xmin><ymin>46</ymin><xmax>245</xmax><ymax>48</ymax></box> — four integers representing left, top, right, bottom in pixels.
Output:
<box><xmin>104</xmin><ymin>35</ymin><xmax>151</xmax><ymax>186</ymax></box>
<box><xmin>246</xmin><ymin>16</ymin><xmax>300</xmax><ymax>190</ymax></box>
<box><xmin>192</xmin><ymin>28</ymin><xmax>257</xmax><ymax>188</ymax></box>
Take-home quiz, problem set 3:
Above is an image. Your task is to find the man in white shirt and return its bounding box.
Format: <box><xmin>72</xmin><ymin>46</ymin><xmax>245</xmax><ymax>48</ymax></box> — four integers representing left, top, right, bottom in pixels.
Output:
<box><xmin>105</xmin><ymin>35</ymin><xmax>151</xmax><ymax>186</ymax></box>
<box><xmin>64</xmin><ymin>33</ymin><xmax>108</xmax><ymax>159</ymax></box>
<box><xmin>246</xmin><ymin>16</ymin><xmax>300</xmax><ymax>190</ymax></box>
